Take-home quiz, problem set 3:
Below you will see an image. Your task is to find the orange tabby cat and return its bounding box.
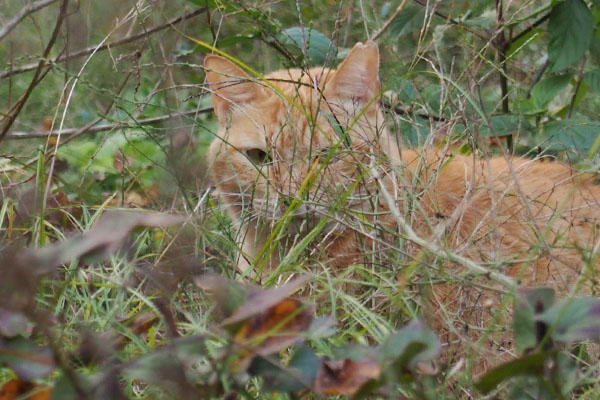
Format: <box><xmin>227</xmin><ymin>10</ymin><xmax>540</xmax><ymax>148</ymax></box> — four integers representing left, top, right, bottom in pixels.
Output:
<box><xmin>204</xmin><ymin>42</ymin><xmax>600</xmax><ymax>368</ymax></box>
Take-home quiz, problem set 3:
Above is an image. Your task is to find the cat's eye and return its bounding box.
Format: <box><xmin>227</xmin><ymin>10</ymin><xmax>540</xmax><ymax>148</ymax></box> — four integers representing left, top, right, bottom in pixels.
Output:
<box><xmin>317</xmin><ymin>147</ymin><xmax>332</xmax><ymax>156</ymax></box>
<box><xmin>246</xmin><ymin>148</ymin><xmax>269</xmax><ymax>164</ymax></box>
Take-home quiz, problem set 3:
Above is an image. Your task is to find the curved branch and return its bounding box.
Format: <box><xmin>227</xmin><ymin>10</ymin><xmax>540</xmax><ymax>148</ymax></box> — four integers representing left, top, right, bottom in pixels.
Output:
<box><xmin>0</xmin><ymin>0</ymin><xmax>60</xmax><ymax>42</ymax></box>
<box><xmin>5</xmin><ymin>108</ymin><xmax>213</xmax><ymax>140</ymax></box>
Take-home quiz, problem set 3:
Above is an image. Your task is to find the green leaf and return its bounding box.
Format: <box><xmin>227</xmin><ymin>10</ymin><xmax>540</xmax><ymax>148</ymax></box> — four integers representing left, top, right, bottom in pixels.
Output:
<box><xmin>584</xmin><ymin>69</ymin><xmax>600</xmax><ymax>92</ymax></box>
<box><xmin>389</xmin><ymin>5</ymin><xmax>426</xmax><ymax>37</ymax></box>
<box><xmin>50</xmin><ymin>372</ymin><xmax>83</xmax><ymax>400</ymax></box>
<box><xmin>390</xmin><ymin>78</ymin><xmax>418</xmax><ymax>102</ymax></box>
<box><xmin>548</xmin><ymin>0</ymin><xmax>594</xmax><ymax>72</ymax></box>
<box><xmin>401</xmin><ymin>115</ymin><xmax>431</xmax><ymax>146</ymax></box>
<box><xmin>507</xmin><ymin>28</ymin><xmax>542</xmax><ymax>60</ymax></box>
<box><xmin>215</xmin><ymin>28</ymin><xmax>261</xmax><ymax>48</ymax></box>
<box><xmin>537</xmin><ymin>118</ymin><xmax>600</xmax><ymax>156</ymax></box>
<box><xmin>475</xmin><ymin>351</ymin><xmax>556</xmax><ymax>394</ymax></box>
<box><xmin>531</xmin><ymin>74</ymin><xmax>573</xmax><ymax>109</ymax></box>
<box><xmin>513</xmin><ymin>288</ymin><xmax>555</xmax><ymax>354</ymax></box>
<box><xmin>480</xmin><ymin>114</ymin><xmax>532</xmax><ymax>137</ymax></box>
<box><xmin>554</xmin><ymin>351</ymin><xmax>578</xmax><ymax>396</ymax></box>
<box><xmin>248</xmin><ymin>345</ymin><xmax>321</xmax><ymax>392</ymax></box>
<box><xmin>538</xmin><ymin>297</ymin><xmax>600</xmax><ymax>342</ymax></box>
<box><xmin>0</xmin><ymin>337</ymin><xmax>55</xmax><ymax>380</ymax></box>
<box><xmin>278</xmin><ymin>27</ymin><xmax>336</xmax><ymax>66</ymax></box>
<box><xmin>186</xmin><ymin>0</ymin><xmax>239</xmax><ymax>12</ymax></box>
<box><xmin>378</xmin><ymin>320</ymin><xmax>440</xmax><ymax>377</ymax></box>
<box><xmin>422</xmin><ymin>84</ymin><xmax>443</xmax><ymax>113</ymax></box>
<box><xmin>463</xmin><ymin>9</ymin><xmax>497</xmax><ymax>30</ymax></box>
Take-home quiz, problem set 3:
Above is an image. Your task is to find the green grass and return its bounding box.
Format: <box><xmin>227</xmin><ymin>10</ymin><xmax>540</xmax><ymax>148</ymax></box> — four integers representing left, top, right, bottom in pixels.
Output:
<box><xmin>2</xmin><ymin>0</ymin><xmax>600</xmax><ymax>398</ymax></box>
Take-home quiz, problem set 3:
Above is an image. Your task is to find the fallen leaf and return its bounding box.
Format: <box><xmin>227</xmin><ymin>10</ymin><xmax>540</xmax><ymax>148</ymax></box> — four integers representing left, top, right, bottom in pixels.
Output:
<box><xmin>314</xmin><ymin>357</ymin><xmax>382</xmax><ymax>397</ymax></box>
<box><xmin>220</xmin><ymin>275</ymin><xmax>312</xmax><ymax>327</ymax></box>
<box><xmin>234</xmin><ymin>298</ymin><xmax>315</xmax><ymax>356</ymax></box>
<box><xmin>29</xmin><ymin>210</ymin><xmax>185</xmax><ymax>272</ymax></box>
<box><xmin>0</xmin><ymin>379</ymin><xmax>51</xmax><ymax>400</ymax></box>
<box><xmin>0</xmin><ymin>309</ymin><xmax>32</xmax><ymax>338</ymax></box>
<box><xmin>0</xmin><ymin>337</ymin><xmax>55</xmax><ymax>379</ymax></box>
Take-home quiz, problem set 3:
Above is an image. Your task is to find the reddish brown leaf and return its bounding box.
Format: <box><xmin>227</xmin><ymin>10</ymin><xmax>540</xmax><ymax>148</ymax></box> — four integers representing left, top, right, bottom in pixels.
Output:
<box><xmin>0</xmin><ymin>379</ymin><xmax>51</xmax><ymax>400</ymax></box>
<box><xmin>314</xmin><ymin>358</ymin><xmax>382</xmax><ymax>397</ymax></box>
<box><xmin>234</xmin><ymin>298</ymin><xmax>315</xmax><ymax>356</ymax></box>
<box><xmin>220</xmin><ymin>275</ymin><xmax>312</xmax><ymax>327</ymax></box>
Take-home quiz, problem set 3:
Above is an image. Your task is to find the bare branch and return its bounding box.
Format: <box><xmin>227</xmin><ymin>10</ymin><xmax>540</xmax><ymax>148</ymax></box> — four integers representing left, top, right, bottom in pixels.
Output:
<box><xmin>372</xmin><ymin>0</ymin><xmax>409</xmax><ymax>41</ymax></box>
<box><xmin>0</xmin><ymin>0</ymin><xmax>69</xmax><ymax>143</ymax></box>
<box><xmin>0</xmin><ymin>0</ymin><xmax>60</xmax><ymax>42</ymax></box>
<box><xmin>0</xmin><ymin>7</ymin><xmax>208</xmax><ymax>80</ymax></box>
<box><xmin>5</xmin><ymin>108</ymin><xmax>213</xmax><ymax>140</ymax></box>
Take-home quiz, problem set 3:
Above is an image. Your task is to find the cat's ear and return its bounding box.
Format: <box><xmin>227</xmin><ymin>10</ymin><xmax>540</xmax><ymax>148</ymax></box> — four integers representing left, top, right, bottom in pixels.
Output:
<box><xmin>204</xmin><ymin>55</ymin><xmax>266</xmax><ymax>120</ymax></box>
<box><xmin>324</xmin><ymin>41</ymin><xmax>379</xmax><ymax>103</ymax></box>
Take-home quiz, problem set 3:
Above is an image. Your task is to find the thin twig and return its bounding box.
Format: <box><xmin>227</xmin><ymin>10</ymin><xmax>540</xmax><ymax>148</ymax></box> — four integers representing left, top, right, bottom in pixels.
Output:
<box><xmin>411</xmin><ymin>0</ymin><xmax>492</xmax><ymax>45</ymax></box>
<box><xmin>0</xmin><ymin>0</ymin><xmax>60</xmax><ymax>42</ymax></box>
<box><xmin>374</xmin><ymin>167</ymin><xmax>516</xmax><ymax>289</ymax></box>
<box><xmin>372</xmin><ymin>0</ymin><xmax>409</xmax><ymax>41</ymax></box>
<box><xmin>526</xmin><ymin>59</ymin><xmax>550</xmax><ymax>99</ymax></box>
<box><xmin>0</xmin><ymin>0</ymin><xmax>69</xmax><ymax>143</ymax></box>
<box><xmin>495</xmin><ymin>0</ymin><xmax>512</xmax><ymax>151</ymax></box>
<box><xmin>6</xmin><ymin>108</ymin><xmax>213</xmax><ymax>140</ymax></box>
<box><xmin>509</xmin><ymin>13</ymin><xmax>550</xmax><ymax>46</ymax></box>
<box><xmin>0</xmin><ymin>7</ymin><xmax>208</xmax><ymax>80</ymax></box>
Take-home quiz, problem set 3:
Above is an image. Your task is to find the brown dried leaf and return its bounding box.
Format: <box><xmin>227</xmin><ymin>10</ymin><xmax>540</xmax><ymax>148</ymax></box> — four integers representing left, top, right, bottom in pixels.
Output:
<box><xmin>314</xmin><ymin>358</ymin><xmax>382</xmax><ymax>397</ymax></box>
<box><xmin>235</xmin><ymin>298</ymin><xmax>315</xmax><ymax>357</ymax></box>
<box><xmin>30</xmin><ymin>210</ymin><xmax>185</xmax><ymax>272</ymax></box>
<box><xmin>0</xmin><ymin>379</ymin><xmax>51</xmax><ymax>400</ymax></box>
<box><xmin>221</xmin><ymin>275</ymin><xmax>312</xmax><ymax>327</ymax></box>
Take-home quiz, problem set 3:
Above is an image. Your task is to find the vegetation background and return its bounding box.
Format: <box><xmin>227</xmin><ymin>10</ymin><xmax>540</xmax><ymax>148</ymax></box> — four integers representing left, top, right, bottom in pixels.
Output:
<box><xmin>1</xmin><ymin>0</ymin><xmax>600</xmax><ymax>398</ymax></box>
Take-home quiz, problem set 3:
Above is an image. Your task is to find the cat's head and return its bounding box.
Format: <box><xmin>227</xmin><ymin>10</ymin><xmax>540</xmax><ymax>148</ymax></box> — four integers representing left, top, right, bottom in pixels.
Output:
<box><xmin>205</xmin><ymin>42</ymin><xmax>391</xmax><ymax>231</ymax></box>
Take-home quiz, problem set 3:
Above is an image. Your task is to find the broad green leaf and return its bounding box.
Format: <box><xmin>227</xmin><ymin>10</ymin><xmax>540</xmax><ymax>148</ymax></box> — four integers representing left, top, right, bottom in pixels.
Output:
<box><xmin>278</xmin><ymin>27</ymin><xmax>336</xmax><ymax>66</ymax></box>
<box><xmin>401</xmin><ymin>115</ymin><xmax>431</xmax><ymax>146</ymax></box>
<box><xmin>554</xmin><ymin>351</ymin><xmax>578</xmax><ymax>396</ymax></box>
<box><xmin>590</xmin><ymin>30</ymin><xmax>600</xmax><ymax>62</ymax></box>
<box><xmin>390</xmin><ymin>78</ymin><xmax>418</xmax><ymax>102</ymax></box>
<box><xmin>548</xmin><ymin>0</ymin><xmax>594</xmax><ymax>72</ymax></box>
<box><xmin>475</xmin><ymin>351</ymin><xmax>556</xmax><ymax>394</ymax></box>
<box><xmin>507</xmin><ymin>28</ymin><xmax>542</xmax><ymax>60</ymax></box>
<box><xmin>538</xmin><ymin>297</ymin><xmax>600</xmax><ymax>342</ymax></box>
<box><xmin>378</xmin><ymin>320</ymin><xmax>440</xmax><ymax>374</ymax></box>
<box><xmin>0</xmin><ymin>337</ymin><xmax>55</xmax><ymax>380</ymax></box>
<box><xmin>422</xmin><ymin>84</ymin><xmax>443</xmax><ymax>114</ymax></box>
<box><xmin>463</xmin><ymin>9</ymin><xmax>496</xmax><ymax>30</ymax></box>
<box><xmin>584</xmin><ymin>69</ymin><xmax>600</xmax><ymax>92</ymax></box>
<box><xmin>389</xmin><ymin>5</ymin><xmax>426</xmax><ymax>37</ymax></box>
<box><xmin>531</xmin><ymin>74</ymin><xmax>573</xmax><ymax>109</ymax></box>
<box><xmin>215</xmin><ymin>28</ymin><xmax>261</xmax><ymax>48</ymax></box>
<box><xmin>186</xmin><ymin>0</ymin><xmax>239</xmax><ymax>12</ymax></box>
<box><xmin>480</xmin><ymin>114</ymin><xmax>532</xmax><ymax>137</ymax></box>
<box><xmin>248</xmin><ymin>345</ymin><xmax>321</xmax><ymax>392</ymax></box>
<box><xmin>513</xmin><ymin>288</ymin><xmax>555</xmax><ymax>354</ymax></box>
<box><xmin>51</xmin><ymin>372</ymin><xmax>82</xmax><ymax>400</ymax></box>
<box><xmin>537</xmin><ymin>118</ymin><xmax>600</xmax><ymax>156</ymax></box>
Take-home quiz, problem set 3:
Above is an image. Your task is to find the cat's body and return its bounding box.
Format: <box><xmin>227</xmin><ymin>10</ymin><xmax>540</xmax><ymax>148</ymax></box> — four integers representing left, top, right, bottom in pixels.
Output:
<box><xmin>205</xmin><ymin>42</ymin><xmax>600</xmax><ymax>368</ymax></box>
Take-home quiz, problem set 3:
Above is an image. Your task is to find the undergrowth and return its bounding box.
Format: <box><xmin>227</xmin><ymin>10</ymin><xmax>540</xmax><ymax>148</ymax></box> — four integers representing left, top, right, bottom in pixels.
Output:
<box><xmin>1</xmin><ymin>0</ymin><xmax>600</xmax><ymax>399</ymax></box>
